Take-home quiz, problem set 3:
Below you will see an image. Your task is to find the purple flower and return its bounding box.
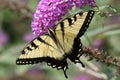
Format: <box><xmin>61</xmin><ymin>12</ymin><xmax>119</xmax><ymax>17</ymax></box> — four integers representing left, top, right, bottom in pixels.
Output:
<box><xmin>31</xmin><ymin>0</ymin><xmax>96</xmax><ymax>36</ymax></box>
<box><xmin>73</xmin><ymin>74</ymin><xmax>89</xmax><ymax>80</ymax></box>
<box><xmin>73</xmin><ymin>0</ymin><xmax>96</xmax><ymax>8</ymax></box>
<box><xmin>0</xmin><ymin>30</ymin><xmax>9</xmax><ymax>45</ymax></box>
<box><xmin>23</xmin><ymin>33</ymin><xmax>36</xmax><ymax>42</ymax></box>
<box><xmin>73</xmin><ymin>73</ymin><xmax>100</xmax><ymax>80</ymax></box>
<box><xmin>73</xmin><ymin>0</ymin><xmax>87</xmax><ymax>8</ymax></box>
<box><xmin>87</xmin><ymin>0</ymin><xmax>96</xmax><ymax>8</ymax></box>
<box><xmin>93</xmin><ymin>39</ymin><xmax>103</xmax><ymax>49</ymax></box>
<box><xmin>27</xmin><ymin>66</ymin><xmax>42</xmax><ymax>74</ymax></box>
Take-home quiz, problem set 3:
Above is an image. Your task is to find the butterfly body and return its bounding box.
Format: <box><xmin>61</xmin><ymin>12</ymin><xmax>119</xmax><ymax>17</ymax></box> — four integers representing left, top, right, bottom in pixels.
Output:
<box><xmin>16</xmin><ymin>10</ymin><xmax>95</xmax><ymax>78</ymax></box>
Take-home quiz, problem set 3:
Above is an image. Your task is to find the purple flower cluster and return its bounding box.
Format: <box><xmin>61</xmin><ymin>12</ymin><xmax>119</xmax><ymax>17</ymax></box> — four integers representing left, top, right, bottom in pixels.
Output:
<box><xmin>93</xmin><ymin>39</ymin><xmax>104</xmax><ymax>50</ymax></box>
<box><xmin>0</xmin><ymin>30</ymin><xmax>9</xmax><ymax>45</ymax></box>
<box><xmin>87</xmin><ymin>0</ymin><xmax>96</xmax><ymax>7</ymax></box>
<box><xmin>73</xmin><ymin>73</ymin><xmax>100</xmax><ymax>80</ymax></box>
<box><xmin>73</xmin><ymin>0</ymin><xmax>95</xmax><ymax>8</ymax></box>
<box><xmin>31</xmin><ymin>0</ymin><xmax>96</xmax><ymax>36</ymax></box>
<box><xmin>23</xmin><ymin>33</ymin><xmax>36</xmax><ymax>42</ymax></box>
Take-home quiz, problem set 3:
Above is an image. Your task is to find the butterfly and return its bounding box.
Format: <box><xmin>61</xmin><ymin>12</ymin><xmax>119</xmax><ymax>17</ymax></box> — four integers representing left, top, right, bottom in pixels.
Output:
<box><xmin>16</xmin><ymin>10</ymin><xmax>95</xmax><ymax>78</ymax></box>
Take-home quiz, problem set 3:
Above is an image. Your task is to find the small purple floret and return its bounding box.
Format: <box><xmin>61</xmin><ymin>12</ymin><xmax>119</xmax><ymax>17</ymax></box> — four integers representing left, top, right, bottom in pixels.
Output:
<box><xmin>0</xmin><ymin>30</ymin><xmax>9</xmax><ymax>45</ymax></box>
<box><xmin>23</xmin><ymin>33</ymin><xmax>37</xmax><ymax>42</ymax></box>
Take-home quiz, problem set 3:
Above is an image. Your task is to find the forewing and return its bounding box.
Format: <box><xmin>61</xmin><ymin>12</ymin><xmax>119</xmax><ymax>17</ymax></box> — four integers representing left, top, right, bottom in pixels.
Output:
<box><xmin>55</xmin><ymin>10</ymin><xmax>95</xmax><ymax>67</ymax></box>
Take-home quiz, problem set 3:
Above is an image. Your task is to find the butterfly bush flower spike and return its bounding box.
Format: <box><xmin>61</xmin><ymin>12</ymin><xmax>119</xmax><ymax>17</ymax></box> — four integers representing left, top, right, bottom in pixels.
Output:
<box><xmin>31</xmin><ymin>0</ymin><xmax>96</xmax><ymax>36</ymax></box>
<box><xmin>73</xmin><ymin>0</ymin><xmax>96</xmax><ymax>8</ymax></box>
<box><xmin>31</xmin><ymin>0</ymin><xmax>73</xmax><ymax>36</ymax></box>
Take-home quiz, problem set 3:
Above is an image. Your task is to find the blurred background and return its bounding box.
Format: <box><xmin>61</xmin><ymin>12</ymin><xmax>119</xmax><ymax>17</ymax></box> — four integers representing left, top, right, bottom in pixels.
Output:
<box><xmin>0</xmin><ymin>0</ymin><xmax>120</xmax><ymax>80</ymax></box>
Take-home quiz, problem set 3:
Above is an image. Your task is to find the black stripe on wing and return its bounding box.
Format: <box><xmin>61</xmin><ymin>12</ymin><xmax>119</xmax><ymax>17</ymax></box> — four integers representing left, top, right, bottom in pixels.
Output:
<box><xmin>60</xmin><ymin>22</ymin><xmax>65</xmax><ymax>40</ymax></box>
<box><xmin>31</xmin><ymin>41</ymin><xmax>38</xmax><ymax>48</ymax></box>
<box><xmin>16</xmin><ymin>57</ymin><xmax>68</xmax><ymax>70</ymax></box>
<box><xmin>21</xmin><ymin>36</ymin><xmax>56</xmax><ymax>54</ymax></box>
<box><xmin>67</xmin><ymin>10</ymin><xmax>95</xmax><ymax>67</ymax></box>
<box><xmin>16</xmin><ymin>57</ymin><xmax>68</xmax><ymax>78</ymax></box>
<box><xmin>77</xmin><ymin>10</ymin><xmax>95</xmax><ymax>38</ymax></box>
<box><xmin>67</xmin><ymin>18</ymin><xmax>73</xmax><ymax>26</ymax></box>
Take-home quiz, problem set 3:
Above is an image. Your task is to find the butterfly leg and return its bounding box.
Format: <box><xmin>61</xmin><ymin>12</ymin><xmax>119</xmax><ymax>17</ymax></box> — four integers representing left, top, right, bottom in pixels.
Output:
<box><xmin>78</xmin><ymin>52</ymin><xmax>85</xmax><ymax>67</ymax></box>
<box><xmin>76</xmin><ymin>59</ymin><xmax>85</xmax><ymax>67</ymax></box>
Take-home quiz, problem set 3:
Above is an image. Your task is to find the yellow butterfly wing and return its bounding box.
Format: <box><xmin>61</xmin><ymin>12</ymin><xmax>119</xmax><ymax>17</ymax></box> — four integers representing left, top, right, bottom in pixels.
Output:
<box><xmin>54</xmin><ymin>10</ymin><xmax>95</xmax><ymax>66</ymax></box>
<box><xmin>16</xmin><ymin>34</ymin><xmax>68</xmax><ymax>77</ymax></box>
